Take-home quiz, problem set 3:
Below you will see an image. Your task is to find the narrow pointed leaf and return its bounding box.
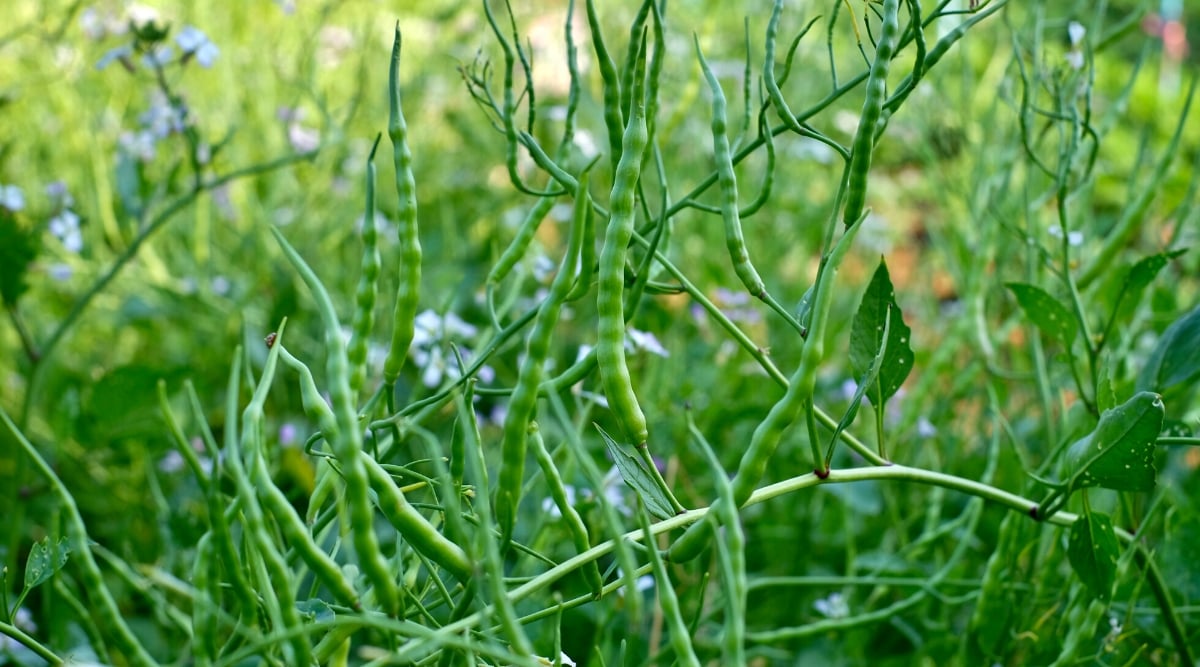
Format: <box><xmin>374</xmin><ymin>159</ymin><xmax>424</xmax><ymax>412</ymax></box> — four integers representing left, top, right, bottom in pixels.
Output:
<box><xmin>849</xmin><ymin>258</ymin><xmax>913</xmax><ymax>405</ymax></box>
<box><xmin>596</xmin><ymin>424</ymin><xmax>674</xmax><ymax>519</ymax></box>
<box><xmin>1063</xmin><ymin>391</ymin><xmax>1163</xmax><ymax>493</ymax></box>
<box><xmin>1006</xmin><ymin>282</ymin><xmax>1077</xmax><ymax>346</ymax></box>
<box><xmin>1067</xmin><ymin>511</ymin><xmax>1120</xmax><ymax>601</ymax></box>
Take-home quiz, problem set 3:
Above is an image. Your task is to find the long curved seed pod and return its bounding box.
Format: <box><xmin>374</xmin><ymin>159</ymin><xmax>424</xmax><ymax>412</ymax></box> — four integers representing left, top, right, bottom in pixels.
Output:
<box><xmin>349</xmin><ymin>134</ymin><xmax>384</xmax><ymax>397</ymax></box>
<box><xmin>695</xmin><ymin>35</ymin><xmax>767</xmax><ymax>299</ymax></box>
<box><xmin>496</xmin><ymin>166</ymin><xmax>594</xmax><ymax>546</ymax></box>
<box><xmin>597</xmin><ymin>35</ymin><xmax>650</xmax><ymax>448</ymax></box>
<box><xmin>383</xmin><ymin>26</ymin><xmax>424</xmax><ymax>385</ymax></box>
<box><xmin>269</xmin><ymin>226</ymin><xmax>400</xmax><ymax>617</ymax></box>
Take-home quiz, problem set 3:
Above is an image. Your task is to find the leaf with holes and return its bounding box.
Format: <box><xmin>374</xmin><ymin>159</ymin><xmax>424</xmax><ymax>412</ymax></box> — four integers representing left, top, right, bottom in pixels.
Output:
<box><xmin>1006</xmin><ymin>282</ymin><xmax>1077</xmax><ymax>347</ymax></box>
<box><xmin>850</xmin><ymin>258</ymin><xmax>913</xmax><ymax>405</ymax></box>
<box><xmin>24</xmin><ymin>536</ymin><xmax>71</xmax><ymax>591</ymax></box>
<box><xmin>596</xmin><ymin>424</ymin><xmax>674</xmax><ymax>520</ymax></box>
<box><xmin>1063</xmin><ymin>391</ymin><xmax>1163</xmax><ymax>493</ymax></box>
<box><xmin>1067</xmin><ymin>511</ymin><xmax>1120</xmax><ymax>601</ymax></box>
<box><xmin>1137</xmin><ymin>304</ymin><xmax>1200</xmax><ymax>395</ymax></box>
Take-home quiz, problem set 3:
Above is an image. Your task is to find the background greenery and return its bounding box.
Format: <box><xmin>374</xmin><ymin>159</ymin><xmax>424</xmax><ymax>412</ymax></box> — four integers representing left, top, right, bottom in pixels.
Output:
<box><xmin>1</xmin><ymin>0</ymin><xmax>1198</xmax><ymax>665</ymax></box>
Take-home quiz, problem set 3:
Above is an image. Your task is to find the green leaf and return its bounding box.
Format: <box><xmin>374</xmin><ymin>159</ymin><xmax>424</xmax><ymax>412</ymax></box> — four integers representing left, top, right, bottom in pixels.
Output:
<box><xmin>596</xmin><ymin>424</ymin><xmax>674</xmax><ymax>520</ymax></box>
<box><xmin>1006</xmin><ymin>282</ymin><xmax>1077</xmax><ymax>346</ymax></box>
<box><xmin>849</xmin><ymin>258</ymin><xmax>913</xmax><ymax>404</ymax></box>
<box><xmin>1063</xmin><ymin>391</ymin><xmax>1163</xmax><ymax>493</ymax></box>
<box><xmin>1126</xmin><ymin>249</ymin><xmax>1186</xmax><ymax>296</ymax></box>
<box><xmin>24</xmin><ymin>536</ymin><xmax>71</xmax><ymax>591</ymax></box>
<box><xmin>0</xmin><ymin>212</ymin><xmax>39</xmax><ymax>307</ymax></box>
<box><xmin>1137</xmin><ymin>304</ymin><xmax>1200</xmax><ymax>394</ymax></box>
<box><xmin>1067</xmin><ymin>511</ymin><xmax>1120</xmax><ymax>601</ymax></box>
<box><xmin>832</xmin><ymin>309</ymin><xmax>890</xmax><ymax>450</ymax></box>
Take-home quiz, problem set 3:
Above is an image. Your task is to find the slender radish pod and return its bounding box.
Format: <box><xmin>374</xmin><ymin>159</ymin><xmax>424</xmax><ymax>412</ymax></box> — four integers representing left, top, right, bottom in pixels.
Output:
<box><xmin>669</xmin><ymin>213</ymin><xmax>867</xmax><ymax>562</ymax></box>
<box><xmin>497</xmin><ymin>166</ymin><xmax>594</xmax><ymax>546</ymax></box>
<box><xmin>597</xmin><ymin>35</ymin><xmax>650</xmax><ymax>448</ymax></box>
<box><xmin>383</xmin><ymin>26</ymin><xmax>424</xmax><ymax>384</ymax></box>
<box><xmin>842</xmin><ymin>0</ymin><xmax>900</xmax><ymax>227</ymax></box>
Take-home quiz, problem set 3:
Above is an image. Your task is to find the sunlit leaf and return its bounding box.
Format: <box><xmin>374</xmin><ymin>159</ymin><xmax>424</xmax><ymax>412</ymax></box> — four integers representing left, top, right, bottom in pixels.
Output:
<box><xmin>1006</xmin><ymin>282</ymin><xmax>1077</xmax><ymax>346</ymax></box>
<box><xmin>1063</xmin><ymin>391</ymin><xmax>1163</xmax><ymax>493</ymax></box>
<box><xmin>596</xmin><ymin>424</ymin><xmax>674</xmax><ymax>520</ymax></box>
<box><xmin>1067</xmin><ymin>511</ymin><xmax>1119</xmax><ymax>601</ymax></box>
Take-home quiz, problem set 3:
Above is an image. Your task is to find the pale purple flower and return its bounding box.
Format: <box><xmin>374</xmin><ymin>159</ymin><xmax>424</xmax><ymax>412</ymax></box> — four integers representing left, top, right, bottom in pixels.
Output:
<box><xmin>120</xmin><ymin>130</ymin><xmax>157</xmax><ymax>161</ymax></box>
<box><xmin>48</xmin><ymin>263</ymin><xmax>73</xmax><ymax>281</ymax></box>
<box><xmin>917</xmin><ymin>416</ymin><xmax>938</xmax><ymax>438</ymax></box>
<box><xmin>159</xmin><ymin>450</ymin><xmax>186</xmax><ymax>473</ymax></box>
<box><xmin>287</xmin><ymin>122</ymin><xmax>320</xmax><ymax>153</ymax></box>
<box><xmin>211</xmin><ymin>276</ymin><xmax>230</xmax><ymax>295</ymax></box>
<box><xmin>96</xmin><ymin>43</ymin><xmax>134</xmax><ymax>70</ymax></box>
<box><xmin>279</xmin><ymin>422</ymin><xmax>298</xmax><ymax>447</ymax></box>
<box><xmin>176</xmin><ymin>26</ymin><xmax>219</xmax><ymax>67</ymax></box>
<box><xmin>45</xmin><ymin>181</ymin><xmax>73</xmax><ymax>208</ymax></box>
<box><xmin>626</xmin><ymin>328</ymin><xmax>668</xmax><ymax>357</ymax></box>
<box><xmin>141</xmin><ymin>45</ymin><xmax>174</xmax><ymax>69</ymax></box>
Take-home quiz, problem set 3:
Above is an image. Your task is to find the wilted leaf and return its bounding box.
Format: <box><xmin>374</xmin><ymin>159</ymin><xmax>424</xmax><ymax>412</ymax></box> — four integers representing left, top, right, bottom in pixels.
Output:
<box><xmin>1067</xmin><ymin>511</ymin><xmax>1119</xmax><ymax>601</ymax></box>
<box><xmin>1006</xmin><ymin>282</ymin><xmax>1077</xmax><ymax>346</ymax></box>
<box><xmin>596</xmin><ymin>424</ymin><xmax>674</xmax><ymax>520</ymax></box>
<box><xmin>1063</xmin><ymin>391</ymin><xmax>1163</xmax><ymax>493</ymax></box>
<box><xmin>850</xmin><ymin>259</ymin><xmax>913</xmax><ymax>404</ymax></box>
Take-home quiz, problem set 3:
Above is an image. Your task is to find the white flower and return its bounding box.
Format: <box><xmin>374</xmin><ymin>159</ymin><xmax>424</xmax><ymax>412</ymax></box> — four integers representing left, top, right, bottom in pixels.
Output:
<box><xmin>125</xmin><ymin>3</ymin><xmax>161</xmax><ymax>29</ymax></box>
<box><xmin>814</xmin><ymin>592</ymin><xmax>849</xmax><ymax>618</ymax></box>
<box><xmin>917</xmin><ymin>416</ymin><xmax>938</xmax><ymax>438</ymax></box>
<box><xmin>1065</xmin><ymin>50</ymin><xmax>1084</xmax><ymax>71</ymax></box>
<box><xmin>599</xmin><ymin>466</ymin><xmax>633</xmax><ymax>516</ymax></box>
<box><xmin>80</xmin><ymin>8</ymin><xmax>106</xmax><ymax>40</ymax></box>
<box><xmin>211</xmin><ymin>276</ymin><xmax>230</xmax><ymax>295</ymax></box>
<box><xmin>0</xmin><ymin>183</ymin><xmax>25</xmax><ymax>211</ymax></box>
<box><xmin>572</xmin><ymin>129</ymin><xmax>599</xmax><ymax>159</ymax></box>
<box><xmin>615</xmin><ymin>569</ymin><xmax>655</xmax><ymax>597</ymax></box>
<box><xmin>541</xmin><ymin>485</ymin><xmax>578</xmax><ymax>519</ymax></box>
<box><xmin>48</xmin><ymin>210</ymin><xmax>83</xmax><ymax>253</ymax></box>
<box><xmin>1068</xmin><ymin>21</ymin><xmax>1086</xmax><ymax>47</ymax></box>
<box><xmin>626</xmin><ymin>328</ymin><xmax>668</xmax><ymax>357</ymax></box>
<box><xmin>1048</xmin><ymin>225</ymin><xmax>1083</xmax><ymax>247</ymax></box>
